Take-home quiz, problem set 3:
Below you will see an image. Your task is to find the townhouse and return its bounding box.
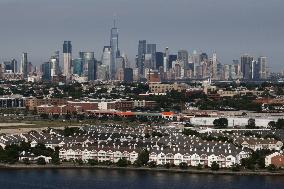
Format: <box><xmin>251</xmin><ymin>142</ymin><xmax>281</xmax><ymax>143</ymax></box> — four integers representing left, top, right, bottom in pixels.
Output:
<box><xmin>235</xmin><ymin>137</ymin><xmax>283</xmax><ymax>151</ymax></box>
<box><xmin>1</xmin><ymin>125</ymin><xmax>252</xmax><ymax>168</ymax></box>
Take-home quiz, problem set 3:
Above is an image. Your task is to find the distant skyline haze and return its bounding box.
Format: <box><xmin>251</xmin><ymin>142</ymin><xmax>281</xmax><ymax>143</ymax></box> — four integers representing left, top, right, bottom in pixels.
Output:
<box><xmin>0</xmin><ymin>0</ymin><xmax>283</xmax><ymax>71</ymax></box>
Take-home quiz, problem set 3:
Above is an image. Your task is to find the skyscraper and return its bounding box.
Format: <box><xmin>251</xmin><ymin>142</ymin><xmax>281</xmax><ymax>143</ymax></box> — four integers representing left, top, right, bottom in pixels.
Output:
<box><xmin>20</xmin><ymin>52</ymin><xmax>28</xmax><ymax>78</ymax></box>
<box><xmin>212</xmin><ymin>53</ymin><xmax>218</xmax><ymax>80</ymax></box>
<box><xmin>191</xmin><ymin>50</ymin><xmax>200</xmax><ymax>77</ymax></box>
<box><xmin>200</xmin><ymin>53</ymin><xmax>208</xmax><ymax>62</ymax></box>
<box><xmin>137</xmin><ymin>40</ymin><xmax>147</xmax><ymax>78</ymax></box>
<box><xmin>80</xmin><ymin>52</ymin><xmax>96</xmax><ymax>81</ymax></box>
<box><xmin>63</xmin><ymin>41</ymin><xmax>72</xmax><ymax>77</ymax></box>
<box><xmin>124</xmin><ymin>68</ymin><xmax>133</xmax><ymax>83</ymax></box>
<box><xmin>101</xmin><ymin>46</ymin><xmax>111</xmax><ymax>78</ymax></box>
<box><xmin>3</xmin><ymin>61</ymin><xmax>12</xmax><ymax>73</ymax></box>
<box><xmin>110</xmin><ymin>21</ymin><xmax>120</xmax><ymax>80</ymax></box>
<box><xmin>51</xmin><ymin>51</ymin><xmax>60</xmax><ymax>75</ymax></box>
<box><xmin>155</xmin><ymin>52</ymin><xmax>164</xmax><ymax>70</ymax></box>
<box><xmin>97</xmin><ymin>62</ymin><xmax>109</xmax><ymax>81</ymax></box>
<box><xmin>241</xmin><ymin>55</ymin><xmax>254</xmax><ymax>80</ymax></box>
<box><xmin>146</xmin><ymin>44</ymin><xmax>156</xmax><ymax>69</ymax></box>
<box><xmin>258</xmin><ymin>56</ymin><xmax>268</xmax><ymax>79</ymax></box>
<box><xmin>178</xmin><ymin>50</ymin><xmax>189</xmax><ymax>69</ymax></box>
<box><xmin>163</xmin><ymin>47</ymin><xmax>169</xmax><ymax>72</ymax></box>
<box><xmin>233</xmin><ymin>59</ymin><xmax>242</xmax><ymax>79</ymax></box>
<box><xmin>11</xmin><ymin>59</ymin><xmax>17</xmax><ymax>73</ymax></box>
<box><xmin>50</xmin><ymin>58</ymin><xmax>57</xmax><ymax>77</ymax></box>
<box><xmin>72</xmin><ymin>58</ymin><xmax>83</xmax><ymax>76</ymax></box>
<box><xmin>50</xmin><ymin>51</ymin><xmax>60</xmax><ymax>77</ymax></box>
<box><xmin>169</xmin><ymin>54</ymin><xmax>177</xmax><ymax>69</ymax></box>
<box><xmin>252</xmin><ymin>60</ymin><xmax>259</xmax><ymax>80</ymax></box>
<box><xmin>41</xmin><ymin>62</ymin><xmax>51</xmax><ymax>81</ymax></box>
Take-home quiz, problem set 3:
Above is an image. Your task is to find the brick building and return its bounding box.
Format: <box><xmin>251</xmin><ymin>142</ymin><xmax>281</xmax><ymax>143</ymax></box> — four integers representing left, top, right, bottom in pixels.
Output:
<box><xmin>265</xmin><ymin>152</ymin><xmax>284</xmax><ymax>168</ymax></box>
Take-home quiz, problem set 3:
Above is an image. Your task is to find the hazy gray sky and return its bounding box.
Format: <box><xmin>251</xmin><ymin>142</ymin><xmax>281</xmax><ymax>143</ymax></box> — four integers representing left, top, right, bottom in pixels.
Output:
<box><xmin>0</xmin><ymin>0</ymin><xmax>283</xmax><ymax>71</ymax></box>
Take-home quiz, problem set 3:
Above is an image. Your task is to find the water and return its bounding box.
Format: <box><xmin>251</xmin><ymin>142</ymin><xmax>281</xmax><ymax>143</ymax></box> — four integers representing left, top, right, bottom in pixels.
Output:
<box><xmin>0</xmin><ymin>169</ymin><xmax>283</xmax><ymax>189</ymax></box>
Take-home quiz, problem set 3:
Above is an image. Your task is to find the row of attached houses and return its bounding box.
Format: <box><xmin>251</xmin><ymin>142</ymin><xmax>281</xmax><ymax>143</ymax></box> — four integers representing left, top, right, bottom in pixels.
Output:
<box><xmin>59</xmin><ymin>146</ymin><xmax>139</xmax><ymax>164</ymax></box>
<box><xmin>149</xmin><ymin>147</ymin><xmax>250</xmax><ymax>168</ymax></box>
<box><xmin>1</xmin><ymin>125</ymin><xmax>253</xmax><ymax>168</ymax></box>
<box><xmin>58</xmin><ymin>144</ymin><xmax>250</xmax><ymax>168</ymax></box>
<box><xmin>234</xmin><ymin>137</ymin><xmax>283</xmax><ymax>151</ymax></box>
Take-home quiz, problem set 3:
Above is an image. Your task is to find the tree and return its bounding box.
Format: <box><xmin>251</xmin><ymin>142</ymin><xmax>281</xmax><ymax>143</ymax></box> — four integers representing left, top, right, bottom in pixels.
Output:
<box><xmin>32</xmin><ymin>143</ymin><xmax>53</xmax><ymax>157</ymax></box>
<box><xmin>246</xmin><ymin>118</ymin><xmax>256</xmax><ymax>129</ymax></box>
<box><xmin>268</xmin><ymin>121</ymin><xmax>276</xmax><ymax>129</ymax></box>
<box><xmin>270</xmin><ymin>119</ymin><xmax>284</xmax><ymax>130</ymax></box>
<box><xmin>148</xmin><ymin>161</ymin><xmax>156</xmax><ymax>168</ymax></box>
<box><xmin>40</xmin><ymin>114</ymin><xmax>49</xmax><ymax>120</ymax></box>
<box><xmin>211</xmin><ymin>161</ymin><xmax>220</xmax><ymax>171</ymax></box>
<box><xmin>76</xmin><ymin>159</ymin><xmax>84</xmax><ymax>165</ymax></box>
<box><xmin>101</xmin><ymin>160</ymin><xmax>112</xmax><ymax>166</ymax></box>
<box><xmin>116</xmin><ymin>158</ymin><xmax>128</xmax><ymax>167</ymax></box>
<box><xmin>137</xmin><ymin>149</ymin><xmax>149</xmax><ymax>165</ymax></box>
<box><xmin>63</xmin><ymin>127</ymin><xmax>83</xmax><ymax>137</ymax></box>
<box><xmin>231</xmin><ymin>164</ymin><xmax>241</xmax><ymax>172</ymax></box>
<box><xmin>37</xmin><ymin>157</ymin><xmax>46</xmax><ymax>165</ymax></box>
<box><xmin>213</xmin><ymin>118</ymin><xmax>228</xmax><ymax>129</ymax></box>
<box><xmin>88</xmin><ymin>159</ymin><xmax>98</xmax><ymax>166</ymax></box>
<box><xmin>197</xmin><ymin>163</ymin><xmax>203</xmax><ymax>170</ymax></box>
<box><xmin>179</xmin><ymin>162</ymin><xmax>188</xmax><ymax>170</ymax></box>
<box><xmin>65</xmin><ymin>113</ymin><xmax>72</xmax><ymax>120</ymax></box>
<box><xmin>2</xmin><ymin>145</ymin><xmax>20</xmax><ymax>164</ymax></box>
<box><xmin>133</xmin><ymin>160</ymin><xmax>142</xmax><ymax>167</ymax></box>
<box><xmin>241</xmin><ymin>158</ymin><xmax>255</xmax><ymax>170</ymax></box>
<box><xmin>267</xmin><ymin>164</ymin><xmax>277</xmax><ymax>172</ymax></box>
<box><xmin>51</xmin><ymin>147</ymin><xmax>60</xmax><ymax>165</ymax></box>
<box><xmin>52</xmin><ymin>114</ymin><xmax>60</xmax><ymax>120</ymax></box>
<box><xmin>22</xmin><ymin>158</ymin><xmax>30</xmax><ymax>165</ymax></box>
<box><xmin>164</xmin><ymin>163</ymin><xmax>171</xmax><ymax>169</ymax></box>
<box><xmin>182</xmin><ymin>129</ymin><xmax>199</xmax><ymax>136</ymax></box>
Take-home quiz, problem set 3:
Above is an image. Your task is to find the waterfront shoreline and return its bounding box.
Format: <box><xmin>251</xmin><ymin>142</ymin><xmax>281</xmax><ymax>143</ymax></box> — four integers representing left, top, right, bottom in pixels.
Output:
<box><xmin>1</xmin><ymin>164</ymin><xmax>284</xmax><ymax>176</ymax></box>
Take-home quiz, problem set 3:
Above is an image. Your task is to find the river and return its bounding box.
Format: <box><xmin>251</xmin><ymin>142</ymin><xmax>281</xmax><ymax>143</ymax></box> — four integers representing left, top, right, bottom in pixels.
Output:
<box><xmin>0</xmin><ymin>169</ymin><xmax>283</xmax><ymax>189</ymax></box>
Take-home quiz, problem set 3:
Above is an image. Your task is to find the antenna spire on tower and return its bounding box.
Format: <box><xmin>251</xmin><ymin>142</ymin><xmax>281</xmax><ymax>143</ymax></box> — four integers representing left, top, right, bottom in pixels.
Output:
<box><xmin>113</xmin><ymin>13</ymin><xmax>117</xmax><ymax>28</ymax></box>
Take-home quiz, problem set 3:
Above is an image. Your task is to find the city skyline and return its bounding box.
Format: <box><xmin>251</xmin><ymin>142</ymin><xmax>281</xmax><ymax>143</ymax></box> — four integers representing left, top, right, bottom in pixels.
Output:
<box><xmin>0</xmin><ymin>0</ymin><xmax>283</xmax><ymax>71</ymax></box>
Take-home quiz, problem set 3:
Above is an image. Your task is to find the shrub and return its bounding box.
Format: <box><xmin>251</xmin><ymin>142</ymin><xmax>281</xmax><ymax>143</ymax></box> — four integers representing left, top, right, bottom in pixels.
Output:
<box><xmin>179</xmin><ymin>162</ymin><xmax>188</xmax><ymax>170</ymax></box>
<box><xmin>148</xmin><ymin>161</ymin><xmax>157</xmax><ymax>168</ymax></box>
<box><xmin>37</xmin><ymin>157</ymin><xmax>46</xmax><ymax>165</ymax></box>
<box><xmin>211</xmin><ymin>161</ymin><xmax>220</xmax><ymax>171</ymax></box>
